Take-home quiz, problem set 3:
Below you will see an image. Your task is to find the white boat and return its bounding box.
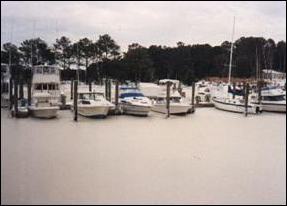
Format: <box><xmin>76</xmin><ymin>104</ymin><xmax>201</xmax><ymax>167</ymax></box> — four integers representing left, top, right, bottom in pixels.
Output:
<box><xmin>29</xmin><ymin>93</ymin><xmax>59</xmax><ymax>118</ymax></box>
<box><xmin>12</xmin><ymin>99</ymin><xmax>29</xmax><ymax>118</ymax></box>
<box><xmin>195</xmin><ymin>81</ymin><xmax>213</xmax><ymax>105</ymax></box>
<box><xmin>75</xmin><ymin>92</ymin><xmax>114</xmax><ymax>118</ymax></box>
<box><xmin>212</xmin><ymin>96</ymin><xmax>262</xmax><ymax>114</ymax></box>
<box><xmin>32</xmin><ymin>65</ymin><xmax>62</xmax><ymax>106</ymax></box>
<box><xmin>152</xmin><ymin>93</ymin><xmax>192</xmax><ymax>115</ymax></box>
<box><xmin>250</xmin><ymin>87</ymin><xmax>286</xmax><ymax>113</ymax></box>
<box><xmin>1</xmin><ymin>63</ymin><xmax>10</xmax><ymax>108</ymax></box>
<box><xmin>119</xmin><ymin>87</ymin><xmax>152</xmax><ymax>116</ymax></box>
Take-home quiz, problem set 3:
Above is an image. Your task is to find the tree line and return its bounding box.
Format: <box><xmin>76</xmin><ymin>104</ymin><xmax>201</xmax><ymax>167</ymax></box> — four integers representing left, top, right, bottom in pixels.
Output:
<box><xmin>1</xmin><ymin>34</ymin><xmax>286</xmax><ymax>85</ymax></box>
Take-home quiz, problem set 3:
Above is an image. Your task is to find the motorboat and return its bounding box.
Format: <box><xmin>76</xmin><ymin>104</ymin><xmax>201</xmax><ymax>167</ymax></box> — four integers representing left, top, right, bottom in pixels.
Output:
<box><xmin>12</xmin><ymin>99</ymin><xmax>29</xmax><ymax>118</ymax></box>
<box><xmin>28</xmin><ymin>93</ymin><xmax>59</xmax><ymax>118</ymax></box>
<box><xmin>119</xmin><ymin>87</ymin><xmax>152</xmax><ymax>116</ymax></box>
<box><xmin>75</xmin><ymin>92</ymin><xmax>114</xmax><ymax>118</ymax></box>
<box><xmin>250</xmin><ymin>87</ymin><xmax>286</xmax><ymax>113</ymax></box>
<box><xmin>32</xmin><ymin>65</ymin><xmax>62</xmax><ymax>106</ymax></box>
<box><xmin>212</xmin><ymin>96</ymin><xmax>262</xmax><ymax>114</ymax></box>
<box><xmin>152</xmin><ymin>92</ymin><xmax>192</xmax><ymax>115</ymax></box>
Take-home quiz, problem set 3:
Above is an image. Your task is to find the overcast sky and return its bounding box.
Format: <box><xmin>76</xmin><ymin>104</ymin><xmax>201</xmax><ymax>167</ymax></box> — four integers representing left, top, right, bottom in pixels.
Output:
<box><xmin>1</xmin><ymin>1</ymin><xmax>286</xmax><ymax>52</ymax></box>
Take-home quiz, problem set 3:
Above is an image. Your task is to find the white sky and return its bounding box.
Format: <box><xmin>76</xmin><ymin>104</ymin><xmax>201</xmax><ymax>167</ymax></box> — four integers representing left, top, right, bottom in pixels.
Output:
<box><xmin>1</xmin><ymin>1</ymin><xmax>286</xmax><ymax>52</ymax></box>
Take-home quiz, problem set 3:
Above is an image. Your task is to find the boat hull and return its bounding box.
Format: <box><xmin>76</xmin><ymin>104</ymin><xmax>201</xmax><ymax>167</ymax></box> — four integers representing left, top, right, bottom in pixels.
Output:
<box><xmin>29</xmin><ymin>106</ymin><xmax>59</xmax><ymax>118</ymax></box>
<box><xmin>77</xmin><ymin>105</ymin><xmax>110</xmax><ymax>118</ymax></box>
<box><xmin>213</xmin><ymin>98</ymin><xmax>261</xmax><ymax>114</ymax></box>
<box><xmin>121</xmin><ymin>103</ymin><xmax>151</xmax><ymax>116</ymax></box>
<box><xmin>260</xmin><ymin>102</ymin><xmax>286</xmax><ymax>112</ymax></box>
<box><xmin>152</xmin><ymin>104</ymin><xmax>191</xmax><ymax>114</ymax></box>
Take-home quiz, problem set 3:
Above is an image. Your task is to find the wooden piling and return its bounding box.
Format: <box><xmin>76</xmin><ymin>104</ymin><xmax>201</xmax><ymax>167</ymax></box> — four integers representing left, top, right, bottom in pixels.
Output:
<box><xmin>19</xmin><ymin>79</ymin><xmax>24</xmax><ymax>99</ymax></box>
<box><xmin>108</xmin><ymin>80</ymin><xmax>112</xmax><ymax>102</ymax></box>
<box><xmin>70</xmin><ymin>79</ymin><xmax>74</xmax><ymax>100</ymax></box>
<box><xmin>14</xmin><ymin>80</ymin><xmax>18</xmax><ymax>117</ymax></box>
<box><xmin>9</xmin><ymin>78</ymin><xmax>13</xmax><ymax>110</ymax></box>
<box><xmin>115</xmin><ymin>80</ymin><xmax>119</xmax><ymax>107</ymax></box>
<box><xmin>191</xmin><ymin>81</ymin><xmax>195</xmax><ymax>106</ymax></box>
<box><xmin>27</xmin><ymin>80</ymin><xmax>32</xmax><ymax>106</ymax></box>
<box><xmin>244</xmin><ymin>83</ymin><xmax>250</xmax><ymax>117</ymax></box>
<box><xmin>89</xmin><ymin>79</ymin><xmax>92</xmax><ymax>92</ymax></box>
<box><xmin>105</xmin><ymin>79</ymin><xmax>108</xmax><ymax>100</ymax></box>
<box><xmin>257</xmin><ymin>80</ymin><xmax>262</xmax><ymax>104</ymax></box>
<box><xmin>232</xmin><ymin>82</ymin><xmax>236</xmax><ymax>99</ymax></box>
<box><xmin>166</xmin><ymin>82</ymin><xmax>171</xmax><ymax>118</ymax></box>
<box><xmin>73</xmin><ymin>80</ymin><xmax>78</xmax><ymax>121</ymax></box>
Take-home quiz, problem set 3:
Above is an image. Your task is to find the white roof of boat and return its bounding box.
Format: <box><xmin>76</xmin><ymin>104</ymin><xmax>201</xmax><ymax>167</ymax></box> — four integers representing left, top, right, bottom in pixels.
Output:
<box><xmin>159</xmin><ymin>79</ymin><xmax>180</xmax><ymax>84</ymax></box>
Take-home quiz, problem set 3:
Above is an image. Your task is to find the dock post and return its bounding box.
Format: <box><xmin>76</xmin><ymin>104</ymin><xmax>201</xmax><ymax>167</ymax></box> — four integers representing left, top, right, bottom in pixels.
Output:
<box><xmin>115</xmin><ymin>80</ymin><xmax>119</xmax><ymax>108</ymax></box>
<box><xmin>166</xmin><ymin>81</ymin><xmax>171</xmax><ymax>118</ymax></box>
<box><xmin>232</xmin><ymin>82</ymin><xmax>236</xmax><ymax>99</ymax></box>
<box><xmin>73</xmin><ymin>80</ymin><xmax>78</xmax><ymax>121</ymax></box>
<box><xmin>109</xmin><ymin>80</ymin><xmax>112</xmax><ymax>102</ymax></box>
<box><xmin>19</xmin><ymin>79</ymin><xmax>24</xmax><ymax>99</ymax></box>
<box><xmin>14</xmin><ymin>80</ymin><xmax>18</xmax><ymax>117</ymax></box>
<box><xmin>9</xmin><ymin>78</ymin><xmax>13</xmax><ymax>110</ymax></box>
<box><xmin>89</xmin><ymin>79</ymin><xmax>92</xmax><ymax>92</ymax></box>
<box><xmin>27</xmin><ymin>80</ymin><xmax>32</xmax><ymax>106</ymax></box>
<box><xmin>191</xmin><ymin>81</ymin><xmax>195</xmax><ymax>106</ymax></box>
<box><xmin>257</xmin><ymin>80</ymin><xmax>262</xmax><ymax>104</ymax></box>
<box><xmin>105</xmin><ymin>78</ymin><xmax>108</xmax><ymax>100</ymax></box>
<box><xmin>70</xmin><ymin>79</ymin><xmax>74</xmax><ymax>100</ymax></box>
<box><xmin>244</xmin><ymin>83</ymin><xmax>250</xmax><ymax>117</ymax></box>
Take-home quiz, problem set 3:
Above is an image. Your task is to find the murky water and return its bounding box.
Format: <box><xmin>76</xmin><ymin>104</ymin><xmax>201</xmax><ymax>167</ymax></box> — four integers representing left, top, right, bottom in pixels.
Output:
<box><xmin>1</xmin><ymin>108</ymin><xmax>286</xmax><ymax>204</ymax></box>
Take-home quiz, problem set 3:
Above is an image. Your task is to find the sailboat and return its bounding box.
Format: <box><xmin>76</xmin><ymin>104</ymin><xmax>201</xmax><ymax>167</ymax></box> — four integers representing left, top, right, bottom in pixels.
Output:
<box><xmin>212</xmin><ymin>17</ymin><xmax>262</xmax><ymax>114</ymax></box>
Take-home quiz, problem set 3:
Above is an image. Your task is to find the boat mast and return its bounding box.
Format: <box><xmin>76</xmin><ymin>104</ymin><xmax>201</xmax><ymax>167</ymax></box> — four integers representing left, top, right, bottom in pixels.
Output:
<box><xmin>228</xmin><ymin>16</ymin><xmax>236</xmax><ymax>85</ymax></box>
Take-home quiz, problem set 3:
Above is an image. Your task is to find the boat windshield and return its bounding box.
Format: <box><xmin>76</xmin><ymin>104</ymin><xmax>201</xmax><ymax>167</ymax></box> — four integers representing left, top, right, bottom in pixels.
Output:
<box><xmin>120</xmin><ymin>93</ymin><xmax>145</xmax><ymax>98</ymax></box>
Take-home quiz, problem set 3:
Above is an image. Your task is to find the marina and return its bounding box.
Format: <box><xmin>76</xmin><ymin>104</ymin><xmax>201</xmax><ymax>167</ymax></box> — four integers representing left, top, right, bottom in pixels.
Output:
<box><xmin>1</xmin><ymin>1</ymin><xmax>286</xmax><ymax>205</ymax></box>
<box><xmin>1</xmin><ymin>108</ymin><xmax>286</xmax><ymax>205</ymax></box>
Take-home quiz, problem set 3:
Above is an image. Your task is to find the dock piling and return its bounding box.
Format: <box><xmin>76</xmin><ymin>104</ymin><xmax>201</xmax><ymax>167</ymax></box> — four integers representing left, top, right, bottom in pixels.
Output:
<box><xmin>14</xmin><ymin>80</ymin><xmax>18</xmax><ymax>117</ymax></box>
<box><xmin>89</xmin><ymin>80</ymin><xmax>92</xmax><ymax>92</ymax></box>
<box><xmin>28</xmin><ymin>80</ymin><xmax>32</xmax><ymax>106</ymax></box>
<box><xmin>71</xmin><ymin>80</ymin><xmax>74</xmax><ymax>100</ymax></box>
<box><xmin>115</xmin><ymin>80</ymin><xmax>119</xmax><ymax>108</ymax></box>
<box><xmin>9</xmin><ymin>78</ymin><xmax>13</xmax><ymax>110</ymax></box>
<box><xmin>191</xmin><ymin>81</ymin><xmax>195</xmax><ymax>106</ymax></box>
<box><xmin>73</xmin><ymin>80</ymin><xmax>78</xmax><ymax>121</ymax></box>
<box><xmin>244</xmin><ymin>83</ymin><xmax>250</xmax><ymax>117</ymax></box>
<box><xmin>166</xmin><ymin>81</ymin><xmax>171</xmax><ymax>118</ymax></box>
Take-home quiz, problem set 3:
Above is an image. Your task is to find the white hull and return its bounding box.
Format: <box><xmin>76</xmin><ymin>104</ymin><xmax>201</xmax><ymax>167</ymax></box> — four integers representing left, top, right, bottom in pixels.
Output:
<box><xmin>77</xmin><ymin>105</ymin><xmax>110</xmax><ymax>117</ymax></box>
<box><xmin>29</xmin><ymin>106</ymin><xmax>59</xmax><ymax>118</ymax></box>
<box><xmin>213</xmin><ymin>98</ymin><xmax>261</xmax><ymax>114</ymax></box>
<box><xmin>121</xmin><ymin>103</ymin><xmax>151</xmax><ymax>116</ymax></box>
<box><xmin>260</xmin><ymin>102</ymin><xmax>286</xmax><ymax>112</ymax></box>
<box><xmin>152</xmin><ymin>103</ymin><xmax>191</xmax><ymax>114</ymax></box>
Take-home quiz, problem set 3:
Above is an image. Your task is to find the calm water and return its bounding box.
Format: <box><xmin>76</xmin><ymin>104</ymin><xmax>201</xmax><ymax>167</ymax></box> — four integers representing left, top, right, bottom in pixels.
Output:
<box><xmin>1</xmin><ymin>108</ymin><xmax>286</xmax><ymax>204</ymax></box>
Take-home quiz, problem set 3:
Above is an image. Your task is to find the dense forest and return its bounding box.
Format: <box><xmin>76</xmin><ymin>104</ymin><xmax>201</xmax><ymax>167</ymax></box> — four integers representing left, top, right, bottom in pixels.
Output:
<box><xmin>1</xmin><ymin>34</ymin><xmax>286</xmax><ymax>85</ymax></box>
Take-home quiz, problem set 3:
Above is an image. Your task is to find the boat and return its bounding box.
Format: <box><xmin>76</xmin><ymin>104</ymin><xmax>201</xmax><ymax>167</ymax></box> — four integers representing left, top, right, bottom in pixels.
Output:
<box><xmin>28</xmin><ymin>65</ymin><xmax>61</xmax><ymax>118</ymax></box>
<box><xmin>32</xmin><ymin>65</ymin><xmax>62</xmax><ymax>106</ymax></box>
<box><xmin>28</xmin><ymin>93</ymin><xmax>59</xmax><ymax>118</ymax></box>
<box><xmin>11</xmin><ymin>99</ymin><xmax>29</xmax><ymax>118</ymax></box>
<box><xmin>152</xmin><ymin>92</ymin><xmax>192</xmax><ymax>115</ymax></box>
<box><xmin>212</xmin><ymin>96</ymin><xmax>262</xmax><ymax>114</ymax></box>
<box><xmin>119</xmin><ymin>87</ymin><xmax>152</xmax><ymax>116</ymax></box>
<box><xmin>250</xmin><ymin>87</ymin><xmax>286</xmax><ymax>113</ymax></box>
<box><xmin>1</xmin><ymin>63</ymin><xmax>10</xmax><ymax>108</ymax></box>
<box><xmin>75</xmin><ymin>92</ymin><xmax>114</xmax><ymax>118</ymax></box>
<box><xmin>195</xmin><ymin>81</ymin><xmax>214</xmax><ymax>106</ymax></box>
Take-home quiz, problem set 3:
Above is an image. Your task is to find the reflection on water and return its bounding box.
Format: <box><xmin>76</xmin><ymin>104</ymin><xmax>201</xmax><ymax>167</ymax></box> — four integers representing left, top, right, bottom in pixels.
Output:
<box><xmin>1</xmin><ymin>108</ymin><xmax>286</xmax><ymax>204</ymax></box>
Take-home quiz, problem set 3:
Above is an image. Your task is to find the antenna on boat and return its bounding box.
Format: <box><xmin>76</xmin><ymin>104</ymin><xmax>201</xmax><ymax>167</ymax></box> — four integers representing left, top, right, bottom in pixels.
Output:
<box><xmin>228</xmin><ymin>16</ymin><xmax>236</xmax><ymax>85</ymax></box>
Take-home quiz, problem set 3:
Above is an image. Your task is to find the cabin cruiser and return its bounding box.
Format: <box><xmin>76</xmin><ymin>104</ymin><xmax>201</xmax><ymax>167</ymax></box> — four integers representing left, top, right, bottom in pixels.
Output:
<box><xmin>1</xmin><ymin>63</ymin><xmax>10</xmax><ymax>108</ymax></box>
<box><xmin>152</xmin><ymin>92</ymin><xmax>192</xmax><ymax>115</ymax></box>
<box><xmin>250</xmin><ymin>87</ymin><xmax>286</xmax><ymax>113</ymax></box>
<box><xmin>32</xmin><ymin>65</ymin><xmax>62</xmax><ymax>106</ymax></box>
<box><xmin>119</xmin><ymin>87</ymin><xmax>152</xmax><ymax>116</ymax></box>
<box><xmin>29</xmin><ymin>93</ymin><xmax>59</xmax><ymax>118</ymax></box>
<box><xmin>75</xmin><ymin>92</ymin><xmax>114</xmax><ymax>118</ymax></box>
<box><xmin>212</xmin><ymin>96</ymin><xmax>262</xmax><ymax>114</ymax></box>
<box><xmin>195</xmin><ymin>81</ymin><xmax>213</xmax><ymax>105</ymax></box>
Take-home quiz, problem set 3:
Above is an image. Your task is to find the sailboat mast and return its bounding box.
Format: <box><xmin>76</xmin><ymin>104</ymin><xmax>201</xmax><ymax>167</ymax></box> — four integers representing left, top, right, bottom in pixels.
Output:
<box><xmin>228</xmin><ymin>16</ymin><xmax>236</xmax><ymax>85</ymax></box>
